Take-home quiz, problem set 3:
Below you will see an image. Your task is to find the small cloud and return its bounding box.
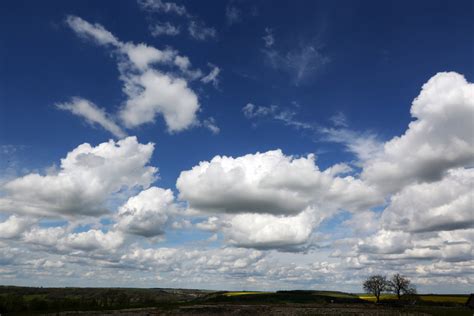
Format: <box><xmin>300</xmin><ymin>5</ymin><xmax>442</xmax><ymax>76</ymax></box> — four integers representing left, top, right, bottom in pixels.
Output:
<box><xmin>330</xmin><ymin>111</ymin><xmax>348</xmax><ymax>128</ymax></box>
<box><xmin>262</xmin><ymin>27</ymin><xmax>274</xmax><ymax>48</ymax></box>
<box><xmin>188</xmin><ymin>20</ymin><xmax>216</xmax><ymax>41</ymax></box>
<box><xmin>264</xmin><ymin>44</ymin><xmax>330</xmax><ymax>86</ymax></box>
<box><xmin>137</xmin><ymin>0</ymin><xmax>188</xmax><ymax>16</ymax></box>
<box><xmin>226</xmin><ymin>4</ymin><xmax>241</xmax><ymax>25</ymax></box>
<box><xmin>242</xmin><ymin>103</ymin><xmax>275</xmax><ymax>119</ymax></box>
<box><xmin>243</xmin><ymin>103</ymin><xmax>312</xmax><ymax>130</ymax></box>
<box><xmin>201</xmin><ymin>63</ymin><xmax>221</xmax><ymax>88</ymax></box>
<box><xmin>202</xmin><ymin>117</ymin><xmax>220</xmax><ymax>134</ymax></box>
<box><xmin>150</xmin><ymin>21</ymin><xmax>180</xmax><ymax>36</ymax></box>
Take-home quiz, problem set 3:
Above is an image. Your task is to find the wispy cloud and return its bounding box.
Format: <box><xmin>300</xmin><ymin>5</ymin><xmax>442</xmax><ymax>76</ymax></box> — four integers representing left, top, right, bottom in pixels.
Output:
<box><xmin>319</xmin><ymin>126</ymin><xmax>382</xmax><ymax>163</ymax></box>
<box><xmin>263</xmin><ymin>44</ymin><xmax>330</xmax><ymax>86</ymax></box>
<box><xmin>137</xmin><ymin>0</ymin><xmax>217</xmax><ymax>41</ymax></box>
<box><xmin>202</xmin><ymin>117</ymin><xmax>220</xmax><ymax>134</ymax></box>
<box><xmin>243</xmin><ymin>103</ymin><xmax>381</xmax><ymax>163</ymax></box>
<box><xmin>56</xmin><ymin>97</ymin><xmax>127</xmax><ymax>138</ymax></box>
<box><xmin>242</xmin><ymin>103</ymin><xmax>313</xmax><ymax>130</ymax></box>
<box><xmin>188</xmin><ymin>20</ymin><xmax>216</xmax><ymax>41</ymax></box>
<box><xmin>329</xmin><ymin>111</ymin><xmax>348</xmax><ymax>128</ymax></box>
<box><xmin>201</xmin><ymin>63</ymin><xmax>221</xmax><ymax>87</ymax></box>
<box><xmin>150</xmin><ymin>21</ymin><xmax>180</xmax><ymax>36</ymax></box>
<box><xmin>262</xmin><ymin>27</ymin><xmax>274</xmax><ymax>48</ymax></box>
<box><xmin>137</xmin><ymin>0</ymin><xmax>188</xmax><ymax>16</ymax></box>
<box><xmin>226</xmin><ymin>4</ymin><xmax>241</xmax><ymax>25</ymax></box>
<box><xmin>261</xmin><ymin>25</ymin><xmax>330</xmax><ymax>86</ymax></box>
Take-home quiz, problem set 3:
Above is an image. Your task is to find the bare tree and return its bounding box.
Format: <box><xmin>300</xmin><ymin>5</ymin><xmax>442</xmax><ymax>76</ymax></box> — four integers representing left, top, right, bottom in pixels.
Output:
<box><xmin>363</xmin><ymin>275</ymin><xmax>389</xmax><ymax>303</ymax></box>
<box><xmin>389</xmin><ymin>273</ymin><xmax>416</xmax><ymax>299</ymax></box>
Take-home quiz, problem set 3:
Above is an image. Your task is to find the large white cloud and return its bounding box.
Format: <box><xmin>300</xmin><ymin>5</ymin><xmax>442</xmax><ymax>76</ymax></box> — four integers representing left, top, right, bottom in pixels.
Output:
<box><xmin>0</xmin><ymin>215</ymin><xmax>35</xmax><ymax>239</ymax></box>
<box><xmin>381</xmin><ymin>168</ymin><xmax>473</xmax><ymax>233</ymax></box>
<box><xmin>354</xmin><ymin>228</ymin><xmax>473</xmax><ymax>263</ymax></box>
<box><xmin>63</xmin><ymin>229</ymin><xmax>125</xmax><ymax>252</ymax></box>
<box><xmin>357</xmin><ymin>229</ymin><xmax>414</xmax><ymax>255</ymax></box>
<box><xmin>66</xmin><ymin>15</ymin><xmax>205</xmax><ymax>133</ymax></box>
<box><xmin>177</xmin><ymin>149</ymin><xmax>382</xmax><ymax>250</ymax></box>
<box><xmin>326</xmin><ymin>72</ymin><xmax>474</xmax><ymax>284</ymax></box>
<box><xmin>177</xmin><ymin>149</ymin><xmax>382</xmax><ymax>215</ymax></box>
<box><xmin>115</xmin><ymin>186</ymin><xmax>178</xmax><ymax>237</ymax></box>
<box><xmin>0</xmin><ymin>137</ymin><xmax>156</xmax><ymax>218</ymax></box>
<box><xmin>362</xmin><ymin>72</ymin><xmax>474</xmax><ymax>193</ymax></box>
<box><xmin>21</xmin><ymin>226</ymin><xmax>125</xmax><ymax>254</ymax></box>
<box><xmin>118</xmin><ymin>69</ymin><xmax>199</xmax><ymax>131</ymax></box>
<box><xmin>223</xmin><ymin>208</ymin><xmax>318</xmax><ymax>250</ymax></box>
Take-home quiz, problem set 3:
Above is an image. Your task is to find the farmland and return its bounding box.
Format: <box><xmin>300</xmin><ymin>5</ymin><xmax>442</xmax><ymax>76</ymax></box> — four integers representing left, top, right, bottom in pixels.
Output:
<box><xmin>0</xmin><ymin>286</ymin><xmax>471</xmax><ymax>315</ymax></box>
<box><xmin>357</xmin><ymin>293</ymin><xmax>469</xmax><ymax>304</ymax></box>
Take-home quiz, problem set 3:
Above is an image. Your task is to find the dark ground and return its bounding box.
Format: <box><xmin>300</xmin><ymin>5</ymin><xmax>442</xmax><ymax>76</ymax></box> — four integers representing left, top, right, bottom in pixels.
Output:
<box><xmin>0</xmin><ymin>286</ymin><xmax>470</xmax><ymax>315</ymax></box>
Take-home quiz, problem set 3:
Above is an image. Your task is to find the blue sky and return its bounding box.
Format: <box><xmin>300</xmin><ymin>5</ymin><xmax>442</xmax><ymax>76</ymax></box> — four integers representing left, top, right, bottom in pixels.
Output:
<box><xmin>0</xmin><ymin>0</ymin><xmax>473</xmax><ymax>293</ymax></box>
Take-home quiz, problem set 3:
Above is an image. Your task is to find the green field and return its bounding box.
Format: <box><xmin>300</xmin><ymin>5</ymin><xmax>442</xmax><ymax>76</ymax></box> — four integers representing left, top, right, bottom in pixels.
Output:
<box><xmin>418</xmin><ymin>295</ymin><xmax>469</xmax><ymax>304</ymax></box>
<box><xmin>313</xmin><ymin>291</ymin><xmax>360</xmax><ymax>299</ymax></box>
<box><xmin>223</xmin><ymin>291</ymin><xmax>271</xmax><ymax>296</ymax></box>
<box><xmin>223</xmin><ymin>290</ymin><xmax>359</xmax><ymax>299</ymax></box>
<box><xmin>358</xmin><ymin>293</ymin><xmax>469</xmax><ymax>304</ymax></box>
<box><xmin>358</xmin><ymin>294</ymin><xmax>397</xmax><ymax>302</ymax></box>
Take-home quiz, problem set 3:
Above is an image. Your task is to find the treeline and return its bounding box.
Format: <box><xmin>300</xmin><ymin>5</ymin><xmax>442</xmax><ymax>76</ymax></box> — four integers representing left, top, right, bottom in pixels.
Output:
<box><xmin>0</xmin><ymin>291</ymin><xmax>158</xmax><ymax>314</ymax></box>
<box><xmin>0</xmin><ymin>286</ymin><xmax>198</xmax><ymax>314</ymax></box>
<box><xmin>363</xmin><ymin>273</ymin><xmax>417</xmax><ymax>303</ymax></box>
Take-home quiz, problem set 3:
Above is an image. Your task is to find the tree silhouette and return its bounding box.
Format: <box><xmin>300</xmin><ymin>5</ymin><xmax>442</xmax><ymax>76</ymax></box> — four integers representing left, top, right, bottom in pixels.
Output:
<box><xmin>389</xmin><ymin>273</ymin><xmax>416</xmax><ymax>299</ymax></box>
<box><xmin>363</xmin><ymin>274</ymin><xmax>389</xmax><ymax>303</ymax></box>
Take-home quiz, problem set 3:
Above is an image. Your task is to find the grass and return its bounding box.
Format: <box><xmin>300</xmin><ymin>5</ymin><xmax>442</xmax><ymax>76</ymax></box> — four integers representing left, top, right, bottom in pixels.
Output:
<box><xmin>223</xmin><ymin>291</ymin><xmax>272</xmax><ymax>296</ymax></box>
<box><xmin>223</xmin><ymin>291</ymin><xmax>357</xmax><ymax>298</ymax></box>
<box><xmin>358</xmin><ymin>294</ymin><xmax>397</xmax><ymax>302</ymax></box>
<box><xmin>312</xmin><ymin>291</ymin><xmax>359</xmax><ymax>299</ymax></box>
<box><xmin>418</xmin><ymin>295</ymin><xmax>469</xmax><ymax>304</ymax></box>
<box><xmin>23</xmin><ymin>294</ymin><xmax>48</xmax><ymax>302</ymax></box>
<box><xmin>358</xmin><ymin>293</ymin><xmax>469</xmax><ymax>304</ymax></box>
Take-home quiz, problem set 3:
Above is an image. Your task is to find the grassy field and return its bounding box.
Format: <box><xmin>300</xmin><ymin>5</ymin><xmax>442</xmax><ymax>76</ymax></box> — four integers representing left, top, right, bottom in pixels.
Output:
<box><xmin>223</xmin><ymin>290</ymin><xmax>359</xmax><ymax>298</ymax></box>
<box><xmin>313</xmin><ymin>291</ymin><xmax>360</xmax><ymax>299</ymax></box>
<box><xmin>223</xmin><ymin>291</ymin><xmax>271</xmax><ymax>296</ymax></box>
<box><xmin>418</xmin><ymin>295</ymin><xmax>469</xmax><ymax>304</ymax></box>
<box><xmin>357</xmin><ymin>293</ymin><xmax>470</xmax><ymax>304</ymax></box>
<box><xmin>358</xmin><ymin>294</ymin><xmax>397</xmax><ymax>302</ymax></box>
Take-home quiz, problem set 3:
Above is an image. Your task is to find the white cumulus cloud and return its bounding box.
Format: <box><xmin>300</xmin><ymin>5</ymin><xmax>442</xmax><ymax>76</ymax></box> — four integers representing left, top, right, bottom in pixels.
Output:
<box><xmin>115</xmin><ymin>187</ymin><xmax>178</xmax><ymax>237</ymax></box>
<box><xmin>0</xmin><ymin>137</ymin><xmax>156</xmax><ymax>218</ymax></box>
<box><xmin>224</xmin><ymin>208</ymin><xmax>318</xmax><ymax>250</ymax></box>
<box><xmin>177</xmin><ymin>149</ymin><xmax>382</xmax><ymax>216</ymax></box>
<box><xmin>362</xmin><ymin>72</ymin><xmax>474</xmax><ymax>193</ymax></box>
<box><xmin>0</xmin><ymin>215</ymin><xmax>35</xmax><ymax>239</ymax></box>
<box><xmin>66</xmin><ymin>15</ymin><xmax>205</xmax><ymax>133</ymax></box>
<box><xmin>381</xmin><ymin>168</ymin><xmax>474</xmax><ymax>233</ymax></box>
